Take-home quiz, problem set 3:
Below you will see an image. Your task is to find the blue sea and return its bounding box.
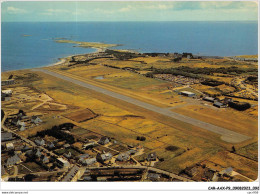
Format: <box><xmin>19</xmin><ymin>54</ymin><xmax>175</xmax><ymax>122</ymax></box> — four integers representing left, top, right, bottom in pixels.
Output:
<box><xmin>1</xmin><ymin>21</ymin><xmax>258</xmax><ymax>72</ymax></box>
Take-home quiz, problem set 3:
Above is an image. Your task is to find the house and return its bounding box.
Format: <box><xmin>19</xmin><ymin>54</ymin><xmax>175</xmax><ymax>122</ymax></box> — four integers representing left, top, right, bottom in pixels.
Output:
<box><xmin>180</xmin><ymin>91</ymin><xmax>196</xmax><ymax>97</ymax></box>
<box><xmin>2</xmin><ymin>89</ymin><xmax>12</xmax><ymax>95</ymax></box>
<box><xmin>40</xmin><ymin>155</ymin><xmax>49</xmax><ymax>164</ymax></box>
<box><xmin>2</xmin><ymin>96</ymin><xmax>11</xmax><ymax>101</ymax></box>
<box><xmin>21</xmin><ymin>145</ymin><xmax>31</xmax><ymax>152</ymax></box>
<box><xmin>182</xmin><ymin>53</ymin><xmax>193</xmax><ymax>59</ymax></box>
<box><xmin>221</xmin><ymin>167</ymin><xmax>233</xmax><ymax>176</ymax></box>
<box><xmin>31</xmin><ymin>116</ymin><xmax>42</xmax><ymax>124</ymax></box>
<box><xmin>1</xmin><ymin>79</ymin><xmax>15</xmax><ymax>86</ymax></box>
<box><xmin>97</xmin><ymin>153</ymin><xmax>113</xmax><ymax>163</ymax></box>
<box><xmin>203</xmin><ymin>97</ymin><xmax>215</xmax><ymax>103</ymax></box>
<box><xmin>223</xmin><ymin>97</ymin><xmax>233</xmax><ymax>105</ymax></box>
<box><xmin>126</xmin><ymin>149</ymin><xmax>137</xmax><ymax>155</ymax></box>
<box><xmin>17</xmin><ymin>110</ymin><xmax>26</xmax><ymax>118</ymax></box>
<box><xmin>35</xmin><ymin>138</ymin><xmax>45</xmax><ymax>146</ymax></box>
<box><xmin>6</xmin><ymin>143</ymin><xmax>14</xmax><ymax>150</ymax></box>
<box><xmin>184</xmin><ymin>166</ymin><xmax>199</xmax><ymax>177</ymax></box>
<box><xmin>61</xmin><ymin>165</ymin><xmax>80</xmax><ymax>182</ymax></box>
<box><xmin>11</xmin><ymin>118</ymin><xmax>19</xmax><ymax>126</ymax></box>
<box><xmin>1</xmin><ymin>132</ymin><xmax>13</xmax><ymax>141</ymax></box>
<box><xmin>203</xmin><ymin>169</ymin><xmax>215</xmax><ymax>181</ymax></box>
<box><xmin>83</xmin><ymin>176</ymin><xmax>92</xmax><ymax>181</ymax></box>
<box><xmin>213</xmin><ymin>101</ymin><xmax>225</xmax><ymax>108</ymax></box>
<box><xmin>35</xmin><ymin>149</ymin><xmax>42</xmax><ymax>158</ymax></box>
<box><xmin>116</xmin><ymin>152</ymin><xmax>130</xmax><ymax>161</ymax></box>
<box><xmin>6</xmin><ymin>154</ymin><xmax>21</xmax><ymax>167</ymax></box>
<box><xmin>59</xmin><ymin>123</ymin><xmax>75</xmax><ymax>130</ymax></box>
<box><xmin>82</xmin><ymin>158</ymin><xmax>97</xmax><ymax>166</ymax></box>
<box><xmin>63</xmin><ymin>144</ymin><xmax>70</xmax><ymax>148</ymax></box>
<box><xmin>64</xmin><ymin>152</ymin><xmax>72</xmax><ymax>158</ymax></box>
<box><xmin>47</xmin><ymin>142</ymin><xmax>55</xmax><ymax>149</ymax></box>
<box><xmin>147</xmin><ymin>152</ymin><xmax>157</xmax><ymax>161</ymax></box>
<box><xmin>98</xmin><ymin>136</ymin><xmax>110</xmax><ymax>145</ymax></box>
<box><xmin>57</xmin><ymin>158</ymin><xmax>70</xmax><ymax>168</ymax></box>
<box><xmin>147</xmin><ymin>173</ymin><xmax>160</xmax><ymax>181</ymax></box>
<box><xmin>25</xmin><ymin>150</ymin><xmax>34</xmax><ymax>157</ymax></box>
<box><xmin>1</xmin><ymin>166</ymin><xmax>6</xmax><ymax>176</ymax></box>
<box><xmin>17</xmin><ymin>121</ymin><xmax>26</xmax><ymax>131</ymax></box>
<box><xmin>83</xmin><ymin>142</ymin><xmax>96</xmax><ymax>149</ymax></box>
<box><xmin>77</xmin><ymin>154</ymin><xmax>89</xmax><ymax>162</ymax></box>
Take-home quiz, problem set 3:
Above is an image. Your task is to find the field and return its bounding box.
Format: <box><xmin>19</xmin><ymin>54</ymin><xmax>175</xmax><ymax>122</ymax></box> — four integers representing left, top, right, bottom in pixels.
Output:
<box><xmin>63</xmin><ymin>108</ymin><xmax>98</xmax><ymax>122</ymax></box>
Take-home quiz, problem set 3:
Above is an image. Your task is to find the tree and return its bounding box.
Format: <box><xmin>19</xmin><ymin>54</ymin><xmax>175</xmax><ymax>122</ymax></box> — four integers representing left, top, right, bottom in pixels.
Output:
<box><xmin>231</xmin><ymin>146</ymin><xmax>236</xmax><ymax>153</ymax></box>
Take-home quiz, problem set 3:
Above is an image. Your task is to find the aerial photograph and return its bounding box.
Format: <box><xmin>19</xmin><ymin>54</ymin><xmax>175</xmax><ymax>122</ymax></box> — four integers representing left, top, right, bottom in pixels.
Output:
<box><xmin>1</xmin><ymin>1</ymin><xmax>258</xmax><ymax>183</ymax></box>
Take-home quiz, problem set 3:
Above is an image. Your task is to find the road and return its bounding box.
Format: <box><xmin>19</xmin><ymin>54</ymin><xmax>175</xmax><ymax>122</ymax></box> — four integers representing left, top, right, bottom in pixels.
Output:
<box><xmin>32</xmin><ymin>68</ymin><xmax>251</xmax><ymax>143</ymax></box>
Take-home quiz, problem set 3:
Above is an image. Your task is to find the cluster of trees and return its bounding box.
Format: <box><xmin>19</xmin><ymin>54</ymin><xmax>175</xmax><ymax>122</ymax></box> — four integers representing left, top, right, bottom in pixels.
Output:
<box><xmin>136</xmin><ymin>136</ymin><xmax>146</xmax><ymax>141</ymax></box>
<box><xmin>145</xmin><ymin>66</ymin><xmax>257</xmax><ymax>79</ymax></box>
<box><xmin>145</xmin><ymin>67</ymin><xmax>200</xmax><ymax>79</ymax></box>
<box><xmin>36</xmin><ymin>125</ymin><xmax>75</xmax><ymax>144</ymax></box>
<box><xmin>105</xmin><ymin>49</ymin><xmax>141</xmax><ymax>60</ymax></box>
<box><xmin>246</xmin><ymin>76</ymin><xmax>258</xmax><ymax>85</ymax></box>
<box><xmin>201</xmin><ymin>80</ymin><xmax>224</xmax><ymax>86</ymax></box>
<box><xmin>103</xmin><ymin>64</ymin><xmax>120</xmax><ymax>69</ymax></box>
<box><xmin>228</xmin><ymin>101</ymin><xmax>251</xmax><ymax>111</ymax></box>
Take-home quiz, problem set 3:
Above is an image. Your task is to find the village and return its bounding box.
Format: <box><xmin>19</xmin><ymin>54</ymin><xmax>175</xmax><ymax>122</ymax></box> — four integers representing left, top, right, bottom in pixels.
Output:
<box><xmin>1</xmin><ymin>50</ymin><xmax>258</xmax><ymax>182</ymax></box>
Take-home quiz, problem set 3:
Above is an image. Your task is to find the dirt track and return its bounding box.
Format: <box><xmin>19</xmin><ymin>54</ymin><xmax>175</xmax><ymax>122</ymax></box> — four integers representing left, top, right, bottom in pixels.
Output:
<box><xmin>32</xmin><ymin>68</ymin><xmax>251</xmax><ymax>143</ymax></box>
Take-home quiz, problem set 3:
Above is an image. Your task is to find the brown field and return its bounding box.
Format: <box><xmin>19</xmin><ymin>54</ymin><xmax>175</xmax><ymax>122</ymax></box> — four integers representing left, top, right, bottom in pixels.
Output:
<box><xmin>173</xmin><ymin>104</ymin><xmax>257</xmax><ymax>139</ymax></box>
<box><xmin>208</xmin><ymin>151</ymin><xmax>258</xmax><ymax>180</ymax></box>
<box><xmin>63</xmin><ymin>108</ymin><xmax>98</xmax><ymax>122</ymax></box>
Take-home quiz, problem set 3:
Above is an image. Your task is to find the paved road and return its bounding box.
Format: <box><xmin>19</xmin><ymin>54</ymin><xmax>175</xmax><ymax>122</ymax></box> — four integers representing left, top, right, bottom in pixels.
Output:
<box><xmin>33</xmin><ymin>69</ymin><xmax>251</xmax><ymax>143</ymax></box>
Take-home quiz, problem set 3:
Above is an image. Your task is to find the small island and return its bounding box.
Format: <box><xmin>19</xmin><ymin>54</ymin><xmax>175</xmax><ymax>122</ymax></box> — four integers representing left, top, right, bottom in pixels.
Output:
<box><xmin>55</xmin><ymin>39</ymin><xmax>121</xmax><ymax>52</ymax></box>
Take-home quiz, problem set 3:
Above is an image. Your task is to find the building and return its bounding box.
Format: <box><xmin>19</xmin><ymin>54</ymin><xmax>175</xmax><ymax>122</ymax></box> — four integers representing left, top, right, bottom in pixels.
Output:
<box><xmin>35</xmin><ymin>149</ymin><xmax>42</xmax><ymax>158</ymax></box>
<box><xmin>82</xmin><ymin>158</ymin><xmax>97</xmax><ymax>166</ymax></box>
<box><xmin>220</xmin><ymin>167</ymin><xmax>233</xmax><ymax>176</ymax></box>
<box><xmin>2</xmin><ymin>89</ymin><xmax>12</xmax><ymax>95</ymax></box>
<box><xmin>83</xmin><ymin>142</ymin><xmax>96</xmax><ymax>149</ymax></box>
<box><xmin>116</xmin><ymin>152</ymin><xmax>130</xmax><ymax>161</ymax></box>
<box><xmin>1</xmin><ymin>132</ymin><xmax>13</xmax><ymax>141</ymax></box>
<box><xmin>1</xmin><ymin>79</ymin><xmax>15</xmax><ymax>86</ymax></box>
<box><xmin>98</xmin><ymin>136</ymin><xmax>110</xmax><ymax>145</ymax></box>
<box><xmin>147</xmin><ymin>173</ymin><xmax>160</xmax><ymax>181</ymax></box>
<box><xmin>213</xmin><ymin>101</ymin><xmax>225</xmax><ymax>108</ymax></box>
<box><xmin>6</xmin><ymin>143</ymin><xmax>14</xmax><ymax>150</ymax></box>
<box><xmin>1</xmin><ymin>166</ymin><xmax>6</xmax><ymax>176</ymax></box>
<box><xmin>180</xmin><ymin>91</ymin><xmax>196</xmax><ymax>97</ymax></box>
<box><xmin>57</xmin><ymin>158</ymin><xmax>70</xmax><ymax>168</ymax></box>
<box><xmin>64</xmin><ymin>152</ymin><xmax>72</xmax><ymax>158</ymax></box>
<box><xmin>77</xmin><ymin>154</ymin><xmax>90</xmax><ymax>163</ymax></box>
<box><xmin>126</xmin><ymin>149</ymin><xmax>137</xmax><ymax>155</ymax></box>
<box><xmin>6</xmin><ymin>154</ymin><xmax>21</xmax><ymax>167</ymax></box>
<box><xmin>31</xmin><ymin>116</ymin><xmax>42</xmax><ymax>124</ymax></box>
<box><xmin>203</xmin><ymin>97</ymin><xmax>215</xmax><ymax>103</ymax></box>
<box><xmin>97</xmin><ymin>153</ymin><xmax>113</xmax><ymax>163</ymax></box>
<box><xmin>47</xmin><ymin>142</ymin><xmax>55</xmax><ymax>149</ymax></box>
<box><xmin>40</xmin><ymin>155</ymin><xmax>49</xmax><ymax>164</ymax></box>
<box><xmin>147</xmin><ymin>152</ymin><xmax>157</xmax><ymax>161</ymax></box>
<box><xmin>35</xmin><ymin>138</ymin><xmax>45</xmax><ymax>146</ymax></box>
<box><xmin>22</xmin><ymin>145</ymin><xmax>31</xmax><ymax>152</ymax></box>
<box><xmin>17</xmin><ymin>121</ymin><xmax>26</xmax><ymax>131</ymax></box>
<box><xmin>61</xmin><ymin>165</ymin><xmax>80</xmax><ymax>182</ymax></box>
<box><xmin>182</xmin><ymin>53</ymin><xmax>193</xmax><ymax>59</ymax></box>
<box><xmin>2</xmin><ymin>96</ymin><xmax>11</xmax><ymax>101</ymax></box>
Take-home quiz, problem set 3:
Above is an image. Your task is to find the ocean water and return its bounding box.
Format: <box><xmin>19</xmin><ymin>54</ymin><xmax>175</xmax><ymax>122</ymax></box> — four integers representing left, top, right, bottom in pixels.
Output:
<box><xmin>1</xmin><ymin>21</ymin><xmax>258</xmax><ymax>72</ymax></box>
